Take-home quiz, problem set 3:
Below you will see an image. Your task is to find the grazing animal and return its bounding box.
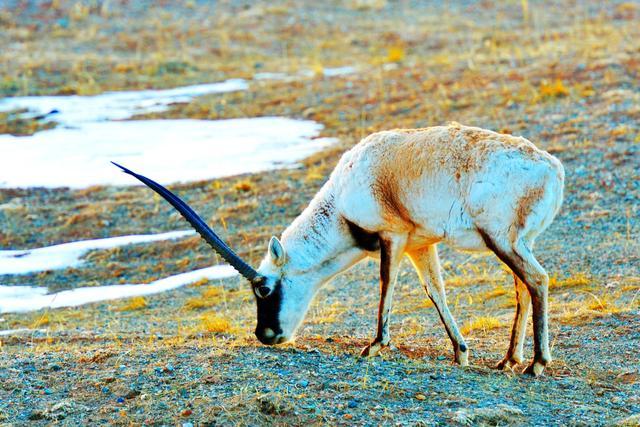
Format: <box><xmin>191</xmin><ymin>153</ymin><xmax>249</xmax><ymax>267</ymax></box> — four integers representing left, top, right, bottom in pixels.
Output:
<box><xmin>114</xmin><ymin>122</ymin><xmax>564</xmax><ymax>376</ymax></box>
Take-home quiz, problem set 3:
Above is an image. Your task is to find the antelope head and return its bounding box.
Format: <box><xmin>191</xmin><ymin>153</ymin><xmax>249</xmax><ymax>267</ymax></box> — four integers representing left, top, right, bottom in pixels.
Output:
<box><xmin>113</xmin><ymin>163</ymin><xmax>308</xmax><ymax>346</ymax></box>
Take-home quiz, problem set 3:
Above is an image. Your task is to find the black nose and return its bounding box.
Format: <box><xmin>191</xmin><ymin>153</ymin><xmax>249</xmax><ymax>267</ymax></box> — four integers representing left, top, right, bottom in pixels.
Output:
<box><xmin>255</xmin><ymin>285</ymin><xmax>272</xmax><ymax>298</ymax></box>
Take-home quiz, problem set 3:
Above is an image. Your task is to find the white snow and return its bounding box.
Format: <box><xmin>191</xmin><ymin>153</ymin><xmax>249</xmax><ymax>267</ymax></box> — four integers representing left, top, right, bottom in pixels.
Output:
<box><xmin>0</xmin><ymin>117</ymin><xmax>334</xmax><ymax>188</ymax></box>
<box><xmin>0</xmin><ymin>264</ymin><xmax>238</xmax><ymax>313</ymax></box>
<box><xmin>0</xmin><ymin>80</ymin><xmax>336</xmax><ymax>189</ymax></box>
<box><xmin>0</xmin><ymin>328</ymin><xmax>47</xmax><ymax>336</ymax></box>
<box><xmin>0</xmin><ymin>79</ymin><xmax>249</xmax><ymax>126</ymax></box>
<box><xmin>321</xmin><ymin>66</ymin><xmax>357</xmax><ymax>77</ymax></box>
<box><xmin>254</xmin><ymin>66</ymin><xmax>356</xmax><ymax>81</ymax></box>
<box><xmin>0</xmin><ymin>230</ymin><xmax>195</xmax><ymax>275</ymax></box>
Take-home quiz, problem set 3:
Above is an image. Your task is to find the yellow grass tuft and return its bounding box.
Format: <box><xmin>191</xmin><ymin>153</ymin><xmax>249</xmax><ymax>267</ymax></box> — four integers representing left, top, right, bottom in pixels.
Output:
<box><xmin>550</xmin><ymin>272</ymin><xmax>591</xmax><ymax>290</ymax></box>
<box><xmin>386</xmin><ymin>46</ymin><xmax>405</xmax><ymax>63</ymax></box>
<box><xmin>184</xmin><ymin>287</ymin><xmax>224</xmax><ymax>310</ymax></box>
<box><xmin>461</xmin><ymin>316</ymin><xmax>503</xmax><ymax>335</ymax></box>
<box><xmin>117</xmin><ymin>297</ymin><xmax>148</xmax><ymax>312</ymax></box>
<box><xmin>538</xmin><ymin>79</ymin><xmax>569</xmax><ymax>100</ymax></box>
<box><xmin>586</xmin><ymin>294</ymin><xmax>620</xmax><ymax>313</ymax></box>
<box><xmin>32</xmin><ymin>313</ymin><xmax>50</xmax><ymax>328</ymax></box>
<box><xmin>305</xmin><ymin>164</ymin><xmax>326</xmax><ymax>182</ymax></box>
<box><xmin>233</xmin><ymin>179</ymin><xmax>255</xmax><ymax>193</ymax></box>
<box><xmin>190</xmin><ymin>278</ymin><xmax>210</xmax><ymax>287</ymax></box>
<box><xmin>200</xmin><ymin>314</ymin><xmax>233</xmax><ymax>333</ymax></box>
<box><xmin>482</xmin><ymin>287</ymin><xmax>508</xmax><ymax>300</ymax></box>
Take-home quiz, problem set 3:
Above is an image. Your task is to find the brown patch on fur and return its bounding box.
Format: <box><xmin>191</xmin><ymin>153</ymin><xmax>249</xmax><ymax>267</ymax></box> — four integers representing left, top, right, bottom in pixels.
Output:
<box><xmin>372</xmin><ymin>175</ymin><xmax>415</xmax><ymax>230</ymax></box>
<box><xmin>515</xmin><ymin>186</ymin><xmax>545</xmax><ymax>229</ymax></box>
<box><xmin>365</xmin><ymin>124</ymin><xmax>547</xmax><ymax>232</ymax></box>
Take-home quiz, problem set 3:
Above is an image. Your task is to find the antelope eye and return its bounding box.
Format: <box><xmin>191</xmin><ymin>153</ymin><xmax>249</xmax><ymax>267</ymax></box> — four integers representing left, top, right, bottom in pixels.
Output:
<box><xmin>255</xmin><ymin>285</ymin><xmax>271</xmax><ymax>298</ymax></box>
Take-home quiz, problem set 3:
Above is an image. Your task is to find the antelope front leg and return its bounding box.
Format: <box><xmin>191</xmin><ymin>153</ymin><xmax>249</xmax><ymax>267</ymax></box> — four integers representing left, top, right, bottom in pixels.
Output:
<box><xmin>360</xmin><ymin>233</ymin><xmax>407</xmax><ymax>357</ymax></box>
<box><xmin>407</xmin><ymin>245</ymin><xmax>469</xmax><ymax>366</ymax></box>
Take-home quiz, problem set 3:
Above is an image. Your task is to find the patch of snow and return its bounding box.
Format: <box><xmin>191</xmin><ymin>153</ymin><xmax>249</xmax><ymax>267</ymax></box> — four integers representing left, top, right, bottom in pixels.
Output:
<box><xmin>0</xmin><ymin>265</ymin><xmax>238</xmax><ymax>313</ymax></box>
<box><xmin>0</xmin><ymin>79</ymin><xmax>338</xmax><ymax>189</ymax></box>
<box><xmin>0</xmin><ymin>328</ymin><xmax>47</xmax><ymax>336</ymax></box>
<box><xmin>254</xmin><ymin>66</ymin><xmax>356</xmax><ymax>81</ymax></box>
<box><xmin>0</xmin><ymin>230</ymin><xmax>195</xmax><ymax>275</ymax></box>
<box><xmin>253</xmin><ymin>72</ymin><xmax>291</xmax><ymax>81</ymax></box>
<box><xmin>0</xmin><ymin>117</ymin><xmax>334</xmax><ymax>188</ymax></box>
<box><xmin>322</xmin><ymin>66</ymin><xmax>356</xmax><ymax>77</ymax></box>
<box><xmin>0</xmin><ymin>80</ymin><xmax>248</xmax><ymax>126</ymax></box>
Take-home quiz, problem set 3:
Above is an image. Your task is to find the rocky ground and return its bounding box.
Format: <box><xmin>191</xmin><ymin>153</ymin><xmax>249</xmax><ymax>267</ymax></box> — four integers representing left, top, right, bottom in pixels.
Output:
<box><xmin>1</xmin><ymin>0</ymin><xmax>639</xmax><ymax>425</ymax></box>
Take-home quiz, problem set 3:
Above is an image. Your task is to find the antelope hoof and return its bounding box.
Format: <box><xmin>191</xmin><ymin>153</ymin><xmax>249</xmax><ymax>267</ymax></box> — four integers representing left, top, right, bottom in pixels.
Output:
<box><xmin>455</xmin><ymin>348</ymin><xmax>469</xmax><ymax>366</ymax></box>
<box><xmin>494</xmin><ymin>356</ymin><xmax>520</xmax><ymax>371</ymax></box>
<box><xmin>360</xmin><ymin>341</ymin><xmax>386</xmax><ymax>357</ymax></box>
<box><xmin>523</xmin><ymin>360</ymin><xmax>547</xmax><ymax>376</ymax></box>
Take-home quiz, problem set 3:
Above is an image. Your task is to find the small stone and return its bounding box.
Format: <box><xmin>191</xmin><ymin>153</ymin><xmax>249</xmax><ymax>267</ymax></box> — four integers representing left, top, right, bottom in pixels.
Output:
<box><xmin>182</xmin><ymin>423</ymin><xmax>194</xmax><ymax>427</ymax></box>
<box><xmin>50</xmin><ymin>364</ymin><xmax>62</xmax><ymax>371</ymax></box>
<box><xmin>125</xmin><ymin>389</ymin><xmax>140</xmax><ymax>399</ymax></box>
<box><xmin>181</xmin><ymin>409</ymin><xmax>193</xmax><ymax>417</ymax></box>
<box><xmin>28</xmin><ymin>411</ymin><xmax>45</xmax><ymax>421</ymax></box>
<box><xmin>298</xmin><ymin>380</ymin><xmax>309</xmax><ymax>388</ymax></box>
<box><xmin>102</xmin><ymin>387</ymin><xmax>109</xmax><ymax>394</ymax></box>
<box><xmin>43</xmin><ymin>388</ymin><xmax>53</xmax><ymax>395</ymax></box>
<box><xmin>116</xmin><ymin>397</ymin><xmax>125</xmax><ymax>404</ymax></box>
<box><xmin>347</xmin><ymin>400</ymin><xmax>358</xmax><ymax>408</ymax></box>
<box><xmin>437</xmin><ymin>355</ymin><xmax>446</xmax><ymax>361</ymax></box>
<box><xmin>416</xmin><ymin>393</ymin><xmax>427</xmax><ymax>401</ymax></box>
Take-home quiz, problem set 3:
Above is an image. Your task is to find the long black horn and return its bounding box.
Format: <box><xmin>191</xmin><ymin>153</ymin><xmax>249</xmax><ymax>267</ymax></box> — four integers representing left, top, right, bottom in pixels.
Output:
<box><xmin>112</xmin><ymin>162</ymin><xmax>263</xmax><ymax>284</ymax></box>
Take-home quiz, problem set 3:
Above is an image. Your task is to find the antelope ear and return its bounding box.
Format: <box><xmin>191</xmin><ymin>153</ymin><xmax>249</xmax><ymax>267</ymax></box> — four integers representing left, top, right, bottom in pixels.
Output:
<box><xmin>268</xmin><ymin>236</ymin><xmax>286</xmax><ymax>266</ymax></box>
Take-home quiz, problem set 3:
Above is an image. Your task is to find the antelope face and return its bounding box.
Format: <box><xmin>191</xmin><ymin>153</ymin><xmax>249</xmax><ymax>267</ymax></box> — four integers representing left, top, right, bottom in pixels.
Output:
<box><xmin>253</xmin><ymin>236</ymin><xmax>316</xmax><ymax>345</ymax></box>
<box><xmin>112</xmin><ymin>163</ymin><xmax>314</xmax><ymax>348</ymax></box>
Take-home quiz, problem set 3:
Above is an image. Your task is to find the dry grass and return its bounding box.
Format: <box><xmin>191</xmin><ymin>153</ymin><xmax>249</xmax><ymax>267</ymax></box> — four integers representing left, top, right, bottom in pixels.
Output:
<box><xmin>481</xmin><ymin>287</ymin><xmax>509</xmax><ymax>301</ymax></box>
<box><xmin>550</xmin><ymin>272</ymin><xmax>591</xmax><ymax>290</ymax></box>
<box><xmin>460</xmin><ymin>316</ymin><xmax>504</xmax><ymax>335</ymax></box>
<box><xmin>200</xmin><ymin>314</ymin><xmax>234</xmax><ymax>333</ymax></box>
<box><xmin>184</xmin><ymin>287</ymin><xmax>225</xmax><ymax>310</ymax></box>
<box><xmin>116</xmin><ymin>296</ymin><xmax>148</xmax><ymax>312</ymax></box>
<box><xmin>233</xmin><ymin>180</ymin><xmax>256</xmax><ymax>193</ymax></box>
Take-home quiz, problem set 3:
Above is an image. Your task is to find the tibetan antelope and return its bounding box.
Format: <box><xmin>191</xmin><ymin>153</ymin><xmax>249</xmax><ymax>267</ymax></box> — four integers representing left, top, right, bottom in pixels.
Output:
<box><xmin>114</xmin><ymin>122</ymin><xmax>564</xmax><ymax>376</ymax></box>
